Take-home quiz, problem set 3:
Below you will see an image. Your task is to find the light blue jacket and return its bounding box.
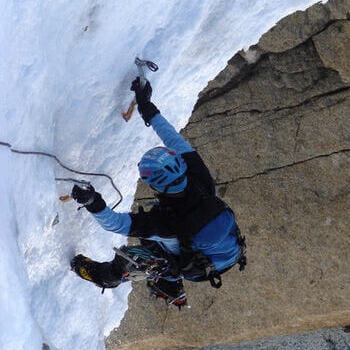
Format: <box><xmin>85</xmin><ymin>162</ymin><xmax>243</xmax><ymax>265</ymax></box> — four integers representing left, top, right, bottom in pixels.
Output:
<box><xmin>92</xmin><ymin>114</ymin><xmax>240</xmax><ymax>272</ymax></box>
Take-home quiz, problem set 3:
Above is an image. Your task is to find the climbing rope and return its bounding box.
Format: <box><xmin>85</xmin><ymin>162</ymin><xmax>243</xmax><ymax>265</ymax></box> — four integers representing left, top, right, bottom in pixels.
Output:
<box><xmin>0</xmin><ymin>141</ymin><xmax>123</xmax><ymax>210</ymax></box>
<box><xmin>1</xmin><ymin>58</ymin><xmax>158</xmax><ymax>209</ymax></box>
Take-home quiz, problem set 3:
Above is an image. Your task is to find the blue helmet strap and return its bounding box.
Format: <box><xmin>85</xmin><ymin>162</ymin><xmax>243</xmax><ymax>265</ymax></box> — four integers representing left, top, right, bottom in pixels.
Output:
<box><xmin>150</xmin><ymin>174</ymin><xmax>187</xmax><ymax>194</ymax></box>
<box><xmin>151</xmin><ymin>183</ymin><xmax>171</xmax><ymax>194</ymax></box>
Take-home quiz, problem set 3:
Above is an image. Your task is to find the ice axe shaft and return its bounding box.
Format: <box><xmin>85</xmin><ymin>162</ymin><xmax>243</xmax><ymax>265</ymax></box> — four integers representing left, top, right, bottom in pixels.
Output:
<box><xmin>55</xmin><ymin>177</ymin><xmax>91</xmax><ymax>188</ymax></box>
<box><xmin>135</xmin><ymin>57</ymin><xmax>148</xmax><ymax>88</ymax></box>
<box><xmin>121</xmin><ymin>57</ymin><xmax>158</xmax><ymax>122</ymax></box>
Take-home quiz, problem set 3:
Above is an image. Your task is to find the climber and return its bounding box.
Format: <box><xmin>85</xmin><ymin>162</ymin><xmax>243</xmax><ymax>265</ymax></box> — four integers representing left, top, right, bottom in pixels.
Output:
<box><xmin>70</xmin><ymin>77</ymin><xmax>246</xmax><ymax>305</ymax></box>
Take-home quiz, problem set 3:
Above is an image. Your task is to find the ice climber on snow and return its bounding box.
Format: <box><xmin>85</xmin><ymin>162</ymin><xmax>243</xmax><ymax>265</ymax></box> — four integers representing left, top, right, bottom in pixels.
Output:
<box><xmin>70</xmin><ymin>77</ymin><xmax>246</xmax><ymax>308</ymax></box>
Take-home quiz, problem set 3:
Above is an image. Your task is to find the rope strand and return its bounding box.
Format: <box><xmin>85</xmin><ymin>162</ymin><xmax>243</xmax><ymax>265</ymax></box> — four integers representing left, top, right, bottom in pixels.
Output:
<box><xmin>0</xmin><ymin>141</ymin><xmax>123</xmax><ymax>209</ymax></box>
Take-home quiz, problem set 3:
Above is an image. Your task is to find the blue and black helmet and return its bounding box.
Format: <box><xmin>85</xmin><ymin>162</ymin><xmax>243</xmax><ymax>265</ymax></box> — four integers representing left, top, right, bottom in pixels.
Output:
<box><xmin>138</xmin><ymin>147</ymin><xmax>187</xmax><ymax>193</ymax></box>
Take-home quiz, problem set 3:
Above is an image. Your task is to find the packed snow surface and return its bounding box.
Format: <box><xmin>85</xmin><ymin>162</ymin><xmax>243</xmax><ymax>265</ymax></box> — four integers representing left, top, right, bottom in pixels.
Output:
<box><xmin>0</xmin><ymin>0</ymin><xmax>322</xmax><ymax>349</ymax></box>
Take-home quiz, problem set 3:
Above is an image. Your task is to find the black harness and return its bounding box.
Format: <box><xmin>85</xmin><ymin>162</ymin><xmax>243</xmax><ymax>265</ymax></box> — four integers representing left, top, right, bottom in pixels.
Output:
<box><xmin>156</xmin><ymin>180</ymin><xmax>227</xmax><ymax>237</ymax></box>
<box><xmin>156</xmin><ymin>180</ymin><xmax>247</xmax><ymax>288</ymax></box>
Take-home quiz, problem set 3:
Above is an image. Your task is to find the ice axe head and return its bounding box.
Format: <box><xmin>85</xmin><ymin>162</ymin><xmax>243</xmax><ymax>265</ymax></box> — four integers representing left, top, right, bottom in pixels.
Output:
<box><xmin>134</xmin><ymin>57</ymin><xmax>158</xmax><ymax>87</ymax></box>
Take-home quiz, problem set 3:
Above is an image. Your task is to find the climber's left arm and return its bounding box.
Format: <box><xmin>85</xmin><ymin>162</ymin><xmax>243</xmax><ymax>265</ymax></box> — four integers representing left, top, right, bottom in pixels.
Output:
<box><xmin>150</xmin><ymin>113</ymin><xmax>193</xmax><ymax>155</ymax></box>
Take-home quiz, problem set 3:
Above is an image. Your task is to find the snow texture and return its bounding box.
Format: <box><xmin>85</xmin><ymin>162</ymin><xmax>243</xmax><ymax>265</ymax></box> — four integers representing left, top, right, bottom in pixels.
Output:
<box><xmin>0</xmin><ymin>1</ymin><xmax>322</xmax><ymax>349</ymax></box>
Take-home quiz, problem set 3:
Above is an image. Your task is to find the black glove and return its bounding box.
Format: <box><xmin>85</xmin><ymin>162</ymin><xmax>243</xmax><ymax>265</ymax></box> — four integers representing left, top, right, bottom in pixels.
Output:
<box><xmin>72</xmin><ymin>184</ymin><xmax>95</xmax><ymax>205</ymax></box>
<box><xmin>131</xmin><ymin>77</ymin><xmax>152</xmax><ymax>106</ymax></box>
<box><xmin>71</xmin><ymin>185</ymin><xmax>106</xmax><ymax>213</ymax></box>
<box><xmin>130</xmin><ymin>77</ymin><xmax>160</xmax><ymax>126</ymax></box>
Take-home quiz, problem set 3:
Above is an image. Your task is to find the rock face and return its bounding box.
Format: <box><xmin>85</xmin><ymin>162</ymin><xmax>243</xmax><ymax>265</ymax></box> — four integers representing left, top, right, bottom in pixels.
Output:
<box><xmin>106</xmin><ymin>0</ymin><xmax>350</xmax><ymax>349</ymax></box>
<box><xmin>199</xmin><ymin>327</ymin><xmax>350</xmax><ymax>350</ymax></box>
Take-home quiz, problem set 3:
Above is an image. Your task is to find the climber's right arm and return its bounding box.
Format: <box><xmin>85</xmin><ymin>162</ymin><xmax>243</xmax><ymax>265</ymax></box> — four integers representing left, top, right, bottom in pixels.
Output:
<box><xmin>92</xmin><ymin>205</ymin><xmax>174</xmax><ymax>238</ymax></box>
<box><xmin>71</xmin><ymin>185</ymin><xmax>173</xmax><ymax>238</ymax></box>
<box><xmin>92</xmin><ymin>207</ymin><xmax>131</xmax><ymax>235</ymax></box>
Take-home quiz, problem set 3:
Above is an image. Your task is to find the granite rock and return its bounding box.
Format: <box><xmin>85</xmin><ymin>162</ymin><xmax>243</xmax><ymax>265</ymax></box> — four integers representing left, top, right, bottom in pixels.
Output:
<box><xmin>200</xmin><ymin>328</ymin><xmax>350</xmax><ymax>350</ymax></box>
<box><xmin>106</xmin><ymin>1</ymin><xmax>350</xmax><ymax>349</ymax></box>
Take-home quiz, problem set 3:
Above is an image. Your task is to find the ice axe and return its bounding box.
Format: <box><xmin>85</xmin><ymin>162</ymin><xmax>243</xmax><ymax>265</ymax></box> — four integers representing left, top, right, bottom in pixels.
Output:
<box><xmin>56</xmin><ymin>178</ymin><xmax>93</xmax><ymax>205</ymax></box>
<box><xmin>121</xmin><ymin>57</ymin><xmax>158</xmax><ymax>122</ymax></box>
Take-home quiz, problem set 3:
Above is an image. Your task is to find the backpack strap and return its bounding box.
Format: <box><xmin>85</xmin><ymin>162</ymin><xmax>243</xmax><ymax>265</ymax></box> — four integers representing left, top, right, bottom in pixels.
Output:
<box><xmin>208</xmin><ymin>271</ymin><xmax>222</xmax><ymax>289</ymax></box>
<box><xmin>207</xmin><ymin>225</ymin><xmax>247</xmax><ymax>288</ymax></box>
<box><xmin>235</xmin><ymin>226</ymin><xmax>247</xmax><ymax>271</ymax></box>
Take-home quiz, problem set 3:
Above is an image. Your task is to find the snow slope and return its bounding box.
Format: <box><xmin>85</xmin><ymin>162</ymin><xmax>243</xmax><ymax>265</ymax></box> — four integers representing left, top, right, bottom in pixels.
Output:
<box><xmin>0</xmin><ymin>1</ymin><xmax>322</xmax><ymax>349</ymax></box>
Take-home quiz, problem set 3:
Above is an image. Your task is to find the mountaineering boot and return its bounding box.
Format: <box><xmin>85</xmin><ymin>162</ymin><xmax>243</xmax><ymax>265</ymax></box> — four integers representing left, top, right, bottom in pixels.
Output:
<box><xmin>147</xmin><ymin>278</ymin><xmax>187</xmax><ymax>310</ymax></box>
<box><xmin>70</xmin><ymin>254</ymin><xmax>123</xmax><ymax>292</ymax></box>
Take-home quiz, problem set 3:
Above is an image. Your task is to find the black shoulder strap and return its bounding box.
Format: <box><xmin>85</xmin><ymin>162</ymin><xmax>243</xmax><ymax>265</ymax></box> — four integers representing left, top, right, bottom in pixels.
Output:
<box><xmin>207</xmin><ymin>225</ymin><xmax>247</xmax><ymax>288</ymax></box>
<box><xmin>208</xmin><ymin>271</ymin><xmax>222</xmax><ymax>289</ymax></box>
<box><xmin>235</xmin><ymin>226</ymin><xmax>247</xmax><ymax>271</ymax></box>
